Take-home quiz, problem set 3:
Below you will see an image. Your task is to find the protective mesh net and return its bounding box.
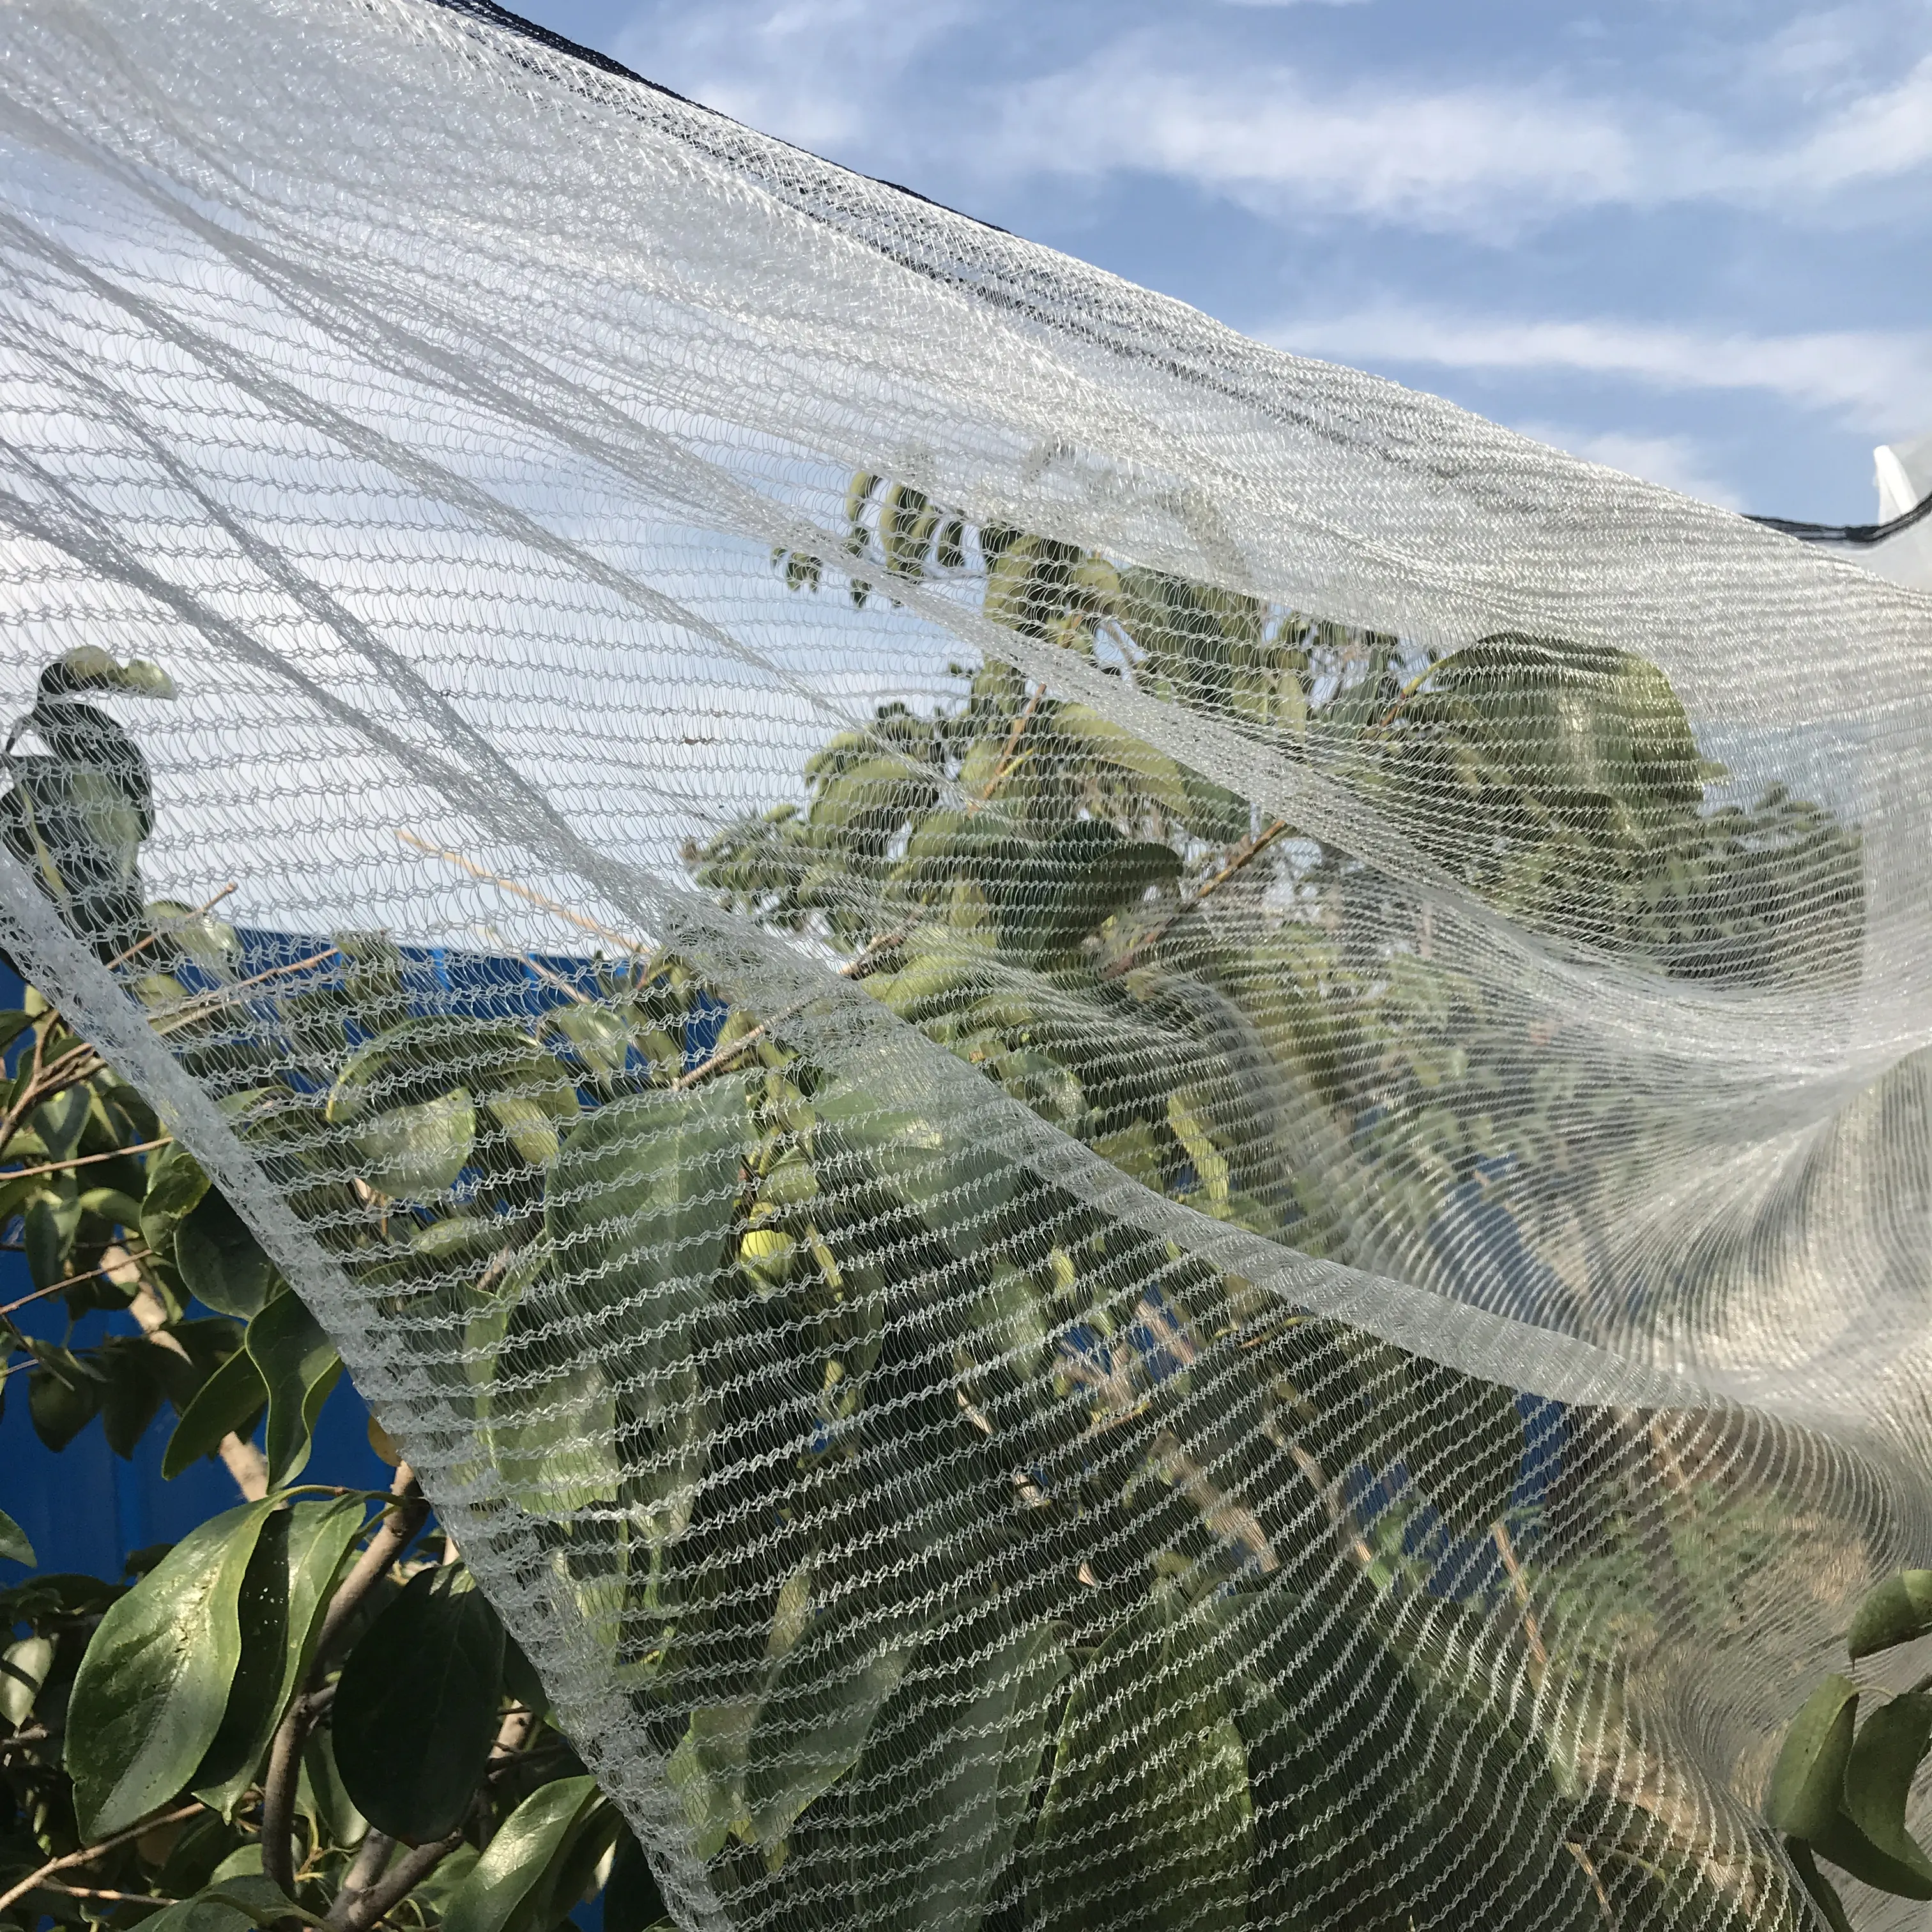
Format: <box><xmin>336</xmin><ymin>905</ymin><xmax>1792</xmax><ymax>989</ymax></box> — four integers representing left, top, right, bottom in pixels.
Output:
<box><xmin>5</xmin><ymin>2</ymin><xmax>1932</xmax><ymax>1926</ymax></box>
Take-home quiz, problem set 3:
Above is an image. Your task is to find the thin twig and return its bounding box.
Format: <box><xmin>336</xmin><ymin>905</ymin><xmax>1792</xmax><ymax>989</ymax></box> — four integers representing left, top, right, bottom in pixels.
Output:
<box><xmin>963</xmin><ymin>682</ymin><xmax>1045</xmax><ymax>817</ymax></box>
<box><xmin>0</xmin><ymin>1801</ymin><xmax>204</xmax><ymax>1913</ymax></box>
<box><xmin>404</xmin><ymin>834</ymin><xmax>913</xmax><ymax>1091</ymax></box>
<box><xmin>399</xmin><ymin>834</ymin><xmax>648</xmax><ymax>958</ymax></box>
<box><xmin>1</xmin><ymin>1135</ymin><xmax>171</xmax><ymax>1185</ymax></box>
<box><xmin>669</xmin><ymin>921</ymin><xmax>910</xmax><ymax>1091</ymax></box>
<box><xmin>1492</xmin><ymin>1517</ymin><xmax>1549</xmax><ymax>1682</ymax></box>
<box><xmin>105</xmin><ymin>884</ymin><xmax>239</xmax><ymax>970</ymax></box>
<box><xmin>40</xmin><ymin>1883</ymin><xmax>184</xmax><ymax>1905</ymax></box>
<box><xmin>151</xmin><ymin>949</ymin><xmax>341</xmax><ymax>1035</ymax></box>
<box><xmin>1103</xmin><ymin>816</ymin><xmax>1291</xmax><ymax>978</ymax></box>
<box><xmin>0</xmin><ymin>1247</ymin><xmax>158</xmax><ymax>1319</ymax></box>
<box><xmin>321</xmin><ymin>1831</ymin><xmax>395</xmax><ymax>1931</ymax></box>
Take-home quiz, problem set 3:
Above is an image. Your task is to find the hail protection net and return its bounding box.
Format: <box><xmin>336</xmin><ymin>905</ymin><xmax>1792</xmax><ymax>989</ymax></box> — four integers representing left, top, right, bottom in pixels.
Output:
<box><xmin>3</xmin><ymin>3</ymin><xmax>1932</xmax><ymax>1927</ymax></box>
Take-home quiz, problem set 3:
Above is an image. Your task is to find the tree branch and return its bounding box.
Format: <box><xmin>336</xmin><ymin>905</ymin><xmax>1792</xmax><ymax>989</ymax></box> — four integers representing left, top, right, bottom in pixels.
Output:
<box><xmin>334</xmin><ymin>1829</ymin><xmax>465</xmax><ymax>1932</ymax></box>
<box><xmin>321</xmin><ymin>1831</ymin><xmax>395</xmax><ymax>1931</ymax></box>
<box><xmin>0</xmin><ymin>1801</ymin><xmax>204</xmax><ymax>1914</ymax></box>
<box><xmin>1103</xmin><ymin>816</ymin><xmax>1290</xmax><ymax>979</ymax></box>
<box><xmin>261</xmin><ymin>1465</ymin><xmax>426</xmax><ymax>1896</ymax></box>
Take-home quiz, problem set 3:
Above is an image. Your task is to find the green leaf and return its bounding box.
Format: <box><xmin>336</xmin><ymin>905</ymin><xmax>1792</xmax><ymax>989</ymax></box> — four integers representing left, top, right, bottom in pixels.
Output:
<box><xmin>245</xmin><ymin>1291</ymin><xmax>343</xmax><ymax>1488</ymax></box>
<box><xmin>1787</xmin><ymin>1837</ymin><xmax>1855</xmax><ymax>1932</ymax></box>
<box><xmin>333</xmin><ymin>1565</ymin><xmax>505</xmax><ymax>1843</ymax></box>
<box><xmin>0</xmin><ymin>1634</ymin><xmax>53</xmax><ymax>1725</ymax></box>
<box><xmin>175</xmin><ymin>1188</ymin><xmax>279</xmax><ymax>1319</ymax></box>
<box><xmin>815</xmin><ymin>1080</ymin><xmax>1018</xmax><ymax>1257</ymax></box>
<box><xmin>849</xmin><ymin>1623</ymin><xmax>1070</xmax><ymax>1931</ymax></box>
<box><xmin>1836</xmin><ymin>1690</ymin><xmax>1932</xmax><ymax>1898</ymax></box>
<box><xmin>98</xmin><ymin>1336</ymin><xmax>167</xmax><ymax>1458</ymax></box>
<box><xmin>0</xmin><ymin>1506</ymin><xmax>33</xmax><ymax>1569</ymax></box>
<box><xmin>1848</xmin><ymin>1572</ymin><xmax>1932</xmax><ymax>1661</ymax></box>
<box><xmin>601</xmin><ymin>1835</ymin><xmax>669</xmax><ymax>1932</ymax></box>
<box><xmin>194</xmin><ymin>1498</ymin><xmax>367</xmax><ymax>1817</ymax></box>
<box><xmin>440</xmin><ymin>1775</ymin><xmax>606</xmax><ymax>1932</ymax></box>
<box><xmin>296</xmin><ymin>1724</ymin><xmax>367</xmax><ymax>1851</ymax></box>
<box><xmin>1029</xmin><ymin>1609</ymin><xmax>1252</xmax><ymax>1932</ymax></box>
<box><xmin>1766</xmin><ymin>1675</ymin><xmax>1859</xmax><ymax>1841</ymax></box>
<box><xmin>328</xmin><ymin>1019</ymin><xmax>574</xmax><ymax>1197</ymax></box>
<box><xmin>545</xmin><ymin>1083</ymin><xmax>744</xmax><ymax>1376</ymax></box>
<box><xmin>63</xmin><ymin>1498</ymin><xmax>279</xmax><ymax>1839</ymax></box>
<box><xmin>189</xmin><ymin>1510</ymin><xmax>291</xmax><ymax>1814</ymax></box>
<box><xmin>27</xmin><ymin>1345</ymin><xmax>101</xmax><ymax>1451</ymax></box>
<box><xmin>742</xmin><ymin>1616</ymin><xmax>915</xmax><ymax>1852</ymax></box>
<box><xmin>137</xmin><ymin>1877</ymin><xmax>302</xmax><ymax>1932</ymax></box>
<box><xmin>1051</xmin><ymin>702</ymin><xmax>1193</xmax><ymax>824</ymax></box>
<box><xmin>482</xmin><ymin>1245</ymin><xmax>621</xmax><ymax>1520</ymax></box>
<box><xmin>667</xmin><ymin>1701</ymin><xmax>756</xmax><ymax>1860</ymax></box>
<box><xmin>352</xmin><ymin>1089</ymin><xmax>476</xmax><ymax>1199</ymax></box>
<box><xmin>163</xmin><ymin>1346</ymin><xmax>268</xmax><ymax>1480</ymax></box>
<box><xmin>22</xmin><ymin>1188</ymin><xmax>78</xmax><ymax>1292</ymax></box>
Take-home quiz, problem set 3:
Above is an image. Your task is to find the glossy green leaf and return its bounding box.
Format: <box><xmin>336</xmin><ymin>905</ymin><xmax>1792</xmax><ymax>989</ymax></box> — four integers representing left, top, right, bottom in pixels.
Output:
<box><xmin>1052</xmin><ymin>701</ymin><xmax>1193</xmax><ymax>824</ymax></box>
<box><xmin>333</xmin><ymin>1565</ymin><xmax>505</xmax><ymax>1843</ymax></box>
<box><xmin>137</xmin><ymin>1876</ymin><xmax>300</xmax><ymax>1932</ymax></box>
<box><xmin>742</xmin><ymin>1617</ymin><xmax>914</xmax><ymax>1852</ymax></box>
<box><xmin>0</xmin><ymin>1504</ymin><xmax>34</xmax><ymax>1568</ymax></box>
<box><xmin>329</xmin><ymin>1019</ymin><xmax>574</xmax><ymax>1195</ymax></box>
<box><xmin>849</xmin><ymin>1622</ymin><xmax>1069</xmax><ymax>1931</ymax></box>
<box><xmin>440</xmin><ymin>1775</ymin><xmax>606</xmax><ymax>1932</ymax></box>
<box><xmin>1836</xmin><ymin>1690</ymin><xmax>1932</xmax><ymax>1898</ymax></box>
<box><xmin>194</xmin><ymin>1498</ymin><xmax>367</xmax><ymax>1816</ymax></box>
<box><xmin>354</xmin><ymin>1089</ymin><xmax>476</xmax><ymax>1199</ymax></box>
<box><xmin>141</xmin><ymin>1144</ymin><xmax>213</xmax><ymax>1262</ymax></box>
<box><xmin>245</xmin><ymin>1290</ymin><xmax>342</xmax><ymax>1488</ymax></box>
<box><xmin>1029</xmin><ymin>1610</ymin><xmax>1252</xmax><ymax>1932</ymax></box>
<box><xmin>1787</xmin><ymin>1837</ymin><xmax>1855</xmax><ymax>1932</ymax></box>
<box><xmin>189</xmin><ymin>1510</ymin><xmax>291</xmax><ymax>1814</ymax></box>
<box><xmin>0</xmin><ymin>1634</ymin><xmax>53</xmax><ymax>1725</ymax></box>
<box><xmin>163</xmin><ymin>1347</ymin><xmax>268</xmax><ymax>1480</ymax></box>
<box><xmin>64</xmin><ymin>1499</ymin><xmax>278</xmax><ymax>1839</ymax></box>
<box><xmin>543</xmin><ymin>1003</ymin><xmax>635</xmax><ymax>1078</ymax></box>
<box><xmin>296</xmin><ymin>1724</ymin><xmax>367</xmax><ymax>1851</ymax></box>
<box><xmin>175</xmin><ymin>1188</ymin><xmax>279</xmax><ymax>1320</ymax></box>
<box><xmin>27</xmin><ymin>1344</ymin><xmax>101</xmax><ymax>1452</ymax></box>
<box><xmin>1766</xmin><ymin>1674</ymin><xmax>1859</xmax><ymax>1841</ymax></box>
<box><xmin>1848</xmin><ymin>1571</ymin><xmax>1932</xmax><ymax>1661</ymax></box>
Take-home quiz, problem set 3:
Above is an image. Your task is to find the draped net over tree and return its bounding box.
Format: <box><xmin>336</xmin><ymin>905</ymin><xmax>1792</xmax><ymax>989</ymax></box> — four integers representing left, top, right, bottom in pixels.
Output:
<box><xmin>3</xmin><ymin>2</ymin><xmax>1932</xmax><ymax>1927</ymax></box>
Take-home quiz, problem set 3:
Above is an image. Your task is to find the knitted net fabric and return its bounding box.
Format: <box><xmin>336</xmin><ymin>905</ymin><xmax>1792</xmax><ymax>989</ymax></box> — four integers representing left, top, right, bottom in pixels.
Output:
<box><xmin>3</xmin><ymin>3</ymin><xmax>1931</xmax><ymax>1927</ymax></box>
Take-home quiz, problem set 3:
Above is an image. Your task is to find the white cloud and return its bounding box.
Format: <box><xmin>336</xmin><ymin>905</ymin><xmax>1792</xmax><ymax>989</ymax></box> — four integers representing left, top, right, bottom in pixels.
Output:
<box><xmin>990</xmin><ymin>39</ymin><xmax>1660</xmax><ymax>233</ymax></box>
<box><xmin>1509</xmin><ymin>425</ymin><xmax>1745</xmax><ymax>510</ymax></box>
<box><xmin>1268</xmin><ymin>309</ymin><xmax>1932</xmax><ymax>432</ymax></box>
<box><xmin>980</xmin><ymin>27</ymin><xmax>1932</xmax><ymax>234</ymax></box>
<box><xmin>614</xmin><ymin>0</ymin><xmax>976</xmax><ymax>153</ymax></box>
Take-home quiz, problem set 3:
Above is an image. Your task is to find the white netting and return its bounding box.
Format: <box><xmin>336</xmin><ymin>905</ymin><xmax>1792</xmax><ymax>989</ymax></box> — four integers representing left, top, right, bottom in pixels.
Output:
<box><xmin>4</xmin><ymin>1</ymin><xmax>1932</xmax><ymax>1925</ymax></box>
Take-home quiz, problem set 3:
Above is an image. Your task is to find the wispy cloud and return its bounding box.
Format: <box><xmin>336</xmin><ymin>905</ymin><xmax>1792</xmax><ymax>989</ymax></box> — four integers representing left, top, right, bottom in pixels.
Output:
<box><xmin>1269</xmin><ymin>310</ymin><xmax>1932</xmax><ymax>431</ymax></box>
<box><xmin>614</xmin><ymin>0</ymin><xmax>976</xmax><ymax>153</ymax></box>
<box><xmin>991</xmin><ymin>40</ymin><xmax>1659</xmax><ymax>233</ymax></box>
<box><xmin>985</xmin><ymin>30</ymin><xmax>1932</xmax><ymax>234</ymax></box>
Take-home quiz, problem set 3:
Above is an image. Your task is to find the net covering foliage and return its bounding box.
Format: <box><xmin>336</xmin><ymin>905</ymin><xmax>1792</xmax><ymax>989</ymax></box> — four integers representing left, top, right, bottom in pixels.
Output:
<box><xmin>3</xmin><ymin>3</ymin><xmax>1932</xmax><ymax>1926</ymax></box>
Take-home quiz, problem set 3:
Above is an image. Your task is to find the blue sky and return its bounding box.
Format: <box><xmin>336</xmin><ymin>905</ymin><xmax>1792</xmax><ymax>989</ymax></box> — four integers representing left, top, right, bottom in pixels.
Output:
<box><xmin>506</xmin><ymin>0</ymin><xmax>1930</xmax><ymax>521</ymax></box>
